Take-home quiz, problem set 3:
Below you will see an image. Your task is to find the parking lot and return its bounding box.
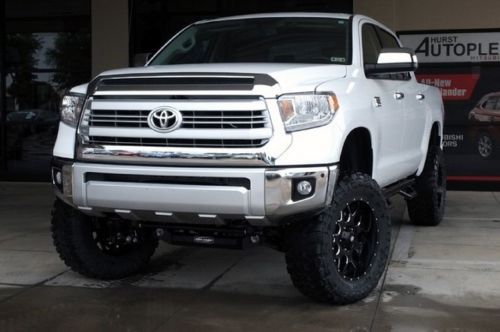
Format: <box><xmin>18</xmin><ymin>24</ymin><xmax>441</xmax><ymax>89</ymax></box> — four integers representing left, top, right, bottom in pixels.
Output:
<box><xmin>0</xmin><ymin>182</ymin><xmax>499</xmax><ymax>331</ymax></box>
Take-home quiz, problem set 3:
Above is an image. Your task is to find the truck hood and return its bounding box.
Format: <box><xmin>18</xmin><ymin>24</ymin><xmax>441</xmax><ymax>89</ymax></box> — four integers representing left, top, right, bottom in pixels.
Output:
<box><xmin>94</xmin><ymin>63</ymin><xmax>347</xmax><ymax>95</ymax></box>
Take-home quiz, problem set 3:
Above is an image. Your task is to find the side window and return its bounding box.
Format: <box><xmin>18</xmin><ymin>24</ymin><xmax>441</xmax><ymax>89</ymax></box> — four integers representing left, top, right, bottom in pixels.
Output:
<box><xmin>362</xmin><ymin>24</ymin><xmax>381</xmax><ymax>67</ymax></box>
<box><xmin>376</xmin><ymin>27</ymin><xmax>400</xmax><ymax>48</ymax></box>
<box><xmin>375</xmin><ymin>26</ymin><xmax>410</xmax><ymax>81</ymax></box>
<box><xmin>495</xmin><ymin>97</ymin><xmax>500</xmax><ymax>111</ymax></box>
<box><xmin>362</xmin><ymin>24</ymin><xmax>410</xmax><ymax>80</ymax></box>
<box><xmin>485</xmin><ymin>97</ymin><xmax>498</xmax><ymax>110</ymax></box>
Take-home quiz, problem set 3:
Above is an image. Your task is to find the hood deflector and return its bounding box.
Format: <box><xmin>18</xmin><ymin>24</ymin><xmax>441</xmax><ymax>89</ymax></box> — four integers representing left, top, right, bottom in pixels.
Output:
<box><xmin>87</xmin><ymin>73</ymin><xmax>278</xmax><ymax>96</ymax></box>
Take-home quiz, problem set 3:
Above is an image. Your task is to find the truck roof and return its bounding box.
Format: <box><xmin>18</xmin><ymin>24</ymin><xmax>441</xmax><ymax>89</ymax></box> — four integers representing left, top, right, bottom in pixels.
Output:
<box><xmin>195</xmin><ymin>12</ymin><xmax>353</xmax><ymax>25</ymax></box>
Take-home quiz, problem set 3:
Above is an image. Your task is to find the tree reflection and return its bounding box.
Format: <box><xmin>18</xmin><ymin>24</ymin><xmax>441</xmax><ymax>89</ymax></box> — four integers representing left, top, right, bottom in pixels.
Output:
<box><xmin>6</xmin><ymin>33</ymin><xmax>41</xmax><ymax>110</ymax></box>
<box><xmin>46</xmin><ymin>32</ymin><xmax>91</xmax><ymax>90</ymax></box>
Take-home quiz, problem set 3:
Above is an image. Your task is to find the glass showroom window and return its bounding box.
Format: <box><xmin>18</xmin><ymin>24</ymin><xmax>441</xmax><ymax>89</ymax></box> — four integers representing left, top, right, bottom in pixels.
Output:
<box><xmin>2</xmin><ymin>0</ymin><xmax>91</xmax><ymax>180</ymax></box>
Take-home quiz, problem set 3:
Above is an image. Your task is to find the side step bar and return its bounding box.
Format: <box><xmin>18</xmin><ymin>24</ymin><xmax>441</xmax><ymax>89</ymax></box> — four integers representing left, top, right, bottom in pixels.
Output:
<box><xmin>383</xmin><ymin>178</ymin><xmax>417</xmax><ymax>200</ymax></box>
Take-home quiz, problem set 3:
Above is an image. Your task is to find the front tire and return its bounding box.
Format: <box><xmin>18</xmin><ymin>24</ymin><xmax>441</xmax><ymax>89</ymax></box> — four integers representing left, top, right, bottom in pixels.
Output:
<box><xmin>51</xmin><ymin>199</ymin><xmax>158</xmax><ymax>280</ymax></box>
<box><xmin>407</xmin><ymin>146</ymin><xmax>446</xmax><ymax>226</ymax></box>
<box><xmin>285</xmin><ymin>173</ymin><xmax>391</xmax><ymax>304</ymax></box>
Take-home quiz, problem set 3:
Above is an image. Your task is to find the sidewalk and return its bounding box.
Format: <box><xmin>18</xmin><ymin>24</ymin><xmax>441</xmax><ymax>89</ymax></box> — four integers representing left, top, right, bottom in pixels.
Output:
<box><xmin>0</xmin><ymin>182</ymin><xmax>499</xmax><ymax>331</ymax></box>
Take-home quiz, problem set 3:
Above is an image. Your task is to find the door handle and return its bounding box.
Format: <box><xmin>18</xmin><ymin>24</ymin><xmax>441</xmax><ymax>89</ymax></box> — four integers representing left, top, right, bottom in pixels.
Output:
<box><xmin>416</xmin><ymin>93</ymin><xmax>425</xmax><ymax>100</ymax></box>
<box><xmin>394</xmin><ymin>92</ymin><xmax>405</xmax><ymax>100</ymax></box>
<box><xmin>373</xmin><ymin>96</ymin><xmax>382</xmax><ymax>108</ymax></box>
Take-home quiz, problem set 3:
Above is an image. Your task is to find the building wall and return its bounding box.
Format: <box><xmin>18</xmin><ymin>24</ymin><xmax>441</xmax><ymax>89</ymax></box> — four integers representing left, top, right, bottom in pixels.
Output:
<box><xmin>91</xmin><ymin>0</ymin><xmax>129</xmax><ymax>77</ymax></box>
<box><xmin>354</xmin><ymin>0</ymin><xmax>500</xmax><ymax>31</ymax></box>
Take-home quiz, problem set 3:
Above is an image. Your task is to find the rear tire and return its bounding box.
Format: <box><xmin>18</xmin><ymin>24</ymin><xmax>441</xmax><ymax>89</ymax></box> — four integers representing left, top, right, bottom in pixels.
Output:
<box><xmin>285</xmin><ymin>173</ymin><xmax>391</xmax><ymax>304</ymax></box>
<box><xmin>51</xmin><ymin>199</ymin><xmax>158</xmax><ymax>280</ymax></box>
<box><xmin>407</xmin><ymin>146</ymin><xmax>446</xmax><ymax>226</ymax></box>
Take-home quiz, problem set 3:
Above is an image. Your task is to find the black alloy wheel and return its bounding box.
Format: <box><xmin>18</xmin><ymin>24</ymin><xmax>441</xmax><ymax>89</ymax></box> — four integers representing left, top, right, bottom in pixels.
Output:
<box><xmin>91</xmin><ymin>217</ymin><xmax>143</xmax><ymax>255</ymax></box>
<box><xmin>52</xmin><ymin>199</ymin><xmax>158</xmax><ymax>279</ymax></box>
<box><xmin>285</xmin><ymin>173</ymin><xmax>391</xmax><ymax>304</ymax></box>
<box><xmin>407</xmin><ymin>145</ymin><xmax>446</xmax><ymax>226</ymax></box>
<box><xmin>332</xmin><ymin>200</ymin><xmax>378</xmax><ymax>281</ymax></box>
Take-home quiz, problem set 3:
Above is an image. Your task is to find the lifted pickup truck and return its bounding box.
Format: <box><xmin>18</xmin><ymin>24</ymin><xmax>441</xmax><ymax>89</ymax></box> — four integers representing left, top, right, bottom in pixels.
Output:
<box><xmin>51</xmin><ymin>13</ymin><xmax>445</xmax><ymax>304</ymax></box>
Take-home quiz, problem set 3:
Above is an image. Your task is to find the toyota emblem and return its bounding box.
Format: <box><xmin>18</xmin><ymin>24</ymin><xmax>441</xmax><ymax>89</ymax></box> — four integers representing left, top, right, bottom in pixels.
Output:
<box><xmin>147</xmin><ymin>107</ymin><xmax>182</xmax><ymax>133</ymax></box>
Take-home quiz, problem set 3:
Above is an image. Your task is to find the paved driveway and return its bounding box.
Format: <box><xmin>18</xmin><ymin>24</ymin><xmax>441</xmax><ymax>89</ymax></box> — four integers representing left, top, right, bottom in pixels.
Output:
<box><xmin>0</xmin><ymin>183</ymin><xmax>499</xmax><ymax>331</ymax></box>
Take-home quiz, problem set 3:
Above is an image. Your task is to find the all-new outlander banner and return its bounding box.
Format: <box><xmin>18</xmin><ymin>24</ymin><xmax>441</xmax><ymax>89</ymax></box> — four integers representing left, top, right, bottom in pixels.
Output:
<box><xmin>400</xmin><ymin>30</ymin><xmax>500</xmax><ymax>184</ymax></box>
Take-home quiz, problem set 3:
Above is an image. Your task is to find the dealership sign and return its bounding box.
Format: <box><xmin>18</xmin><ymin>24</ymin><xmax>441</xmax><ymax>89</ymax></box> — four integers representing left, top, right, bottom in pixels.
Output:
<box><xmin>399</xmin><ymin>32</ymin><xmax>500</xmax><ymax>63</ymax></box>
<box><xmin>415</xmin><ymin>74</ymin><xmax>480</xmax><ymax>100</ymax></box>
<box><xmin>398</xmin><ymin>29</ymin><xmax>500</xmax><ymax>184</ymax></box>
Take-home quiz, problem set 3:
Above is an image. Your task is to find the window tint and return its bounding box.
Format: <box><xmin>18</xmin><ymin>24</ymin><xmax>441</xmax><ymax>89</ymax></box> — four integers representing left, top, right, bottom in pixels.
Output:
<box><xmin>377</xmin><ymin>27</ymin><xmax>410</xmax><ymax>80</ymax></box>
<box><xmin>363</xmin><ymin>24</ymin><xmax>409</xmax><ymax>81</ymax></box>
<box><xmin>376</xmin><ymin>27</ymin><xmax>400</xmax><ymax>48</ymax></box>
<box><xmin>150</xmin><ymin>18</ymin><xmax>350</xmax><ymax>65</ymax></box>
<box><xmin>362</xmin><ymin>24</ymin><xmax>381</xmax><ymax>65</ymax></box>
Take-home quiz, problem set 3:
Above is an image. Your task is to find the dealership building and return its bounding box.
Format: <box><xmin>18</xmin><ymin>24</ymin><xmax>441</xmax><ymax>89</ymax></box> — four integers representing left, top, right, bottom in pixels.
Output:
<box><xmin>1</xmin><ymin>0</ymin><xmax>500</xmax><ymax>183</ymax></box>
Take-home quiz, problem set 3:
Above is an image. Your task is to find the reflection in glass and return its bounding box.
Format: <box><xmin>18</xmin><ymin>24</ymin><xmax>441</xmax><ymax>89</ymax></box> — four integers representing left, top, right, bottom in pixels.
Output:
<box><xmin>5</xmin><ymin>31</ymin><xmax>90</xmax><ymax>180</ymax></box>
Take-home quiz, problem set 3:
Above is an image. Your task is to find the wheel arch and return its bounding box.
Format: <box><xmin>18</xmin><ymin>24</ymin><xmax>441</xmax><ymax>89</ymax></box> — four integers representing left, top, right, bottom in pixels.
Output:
<box><xmin>417</xmin><ymin>121</ymin><xmax>442</xmax><ymax>175</ymax></box>
<box><xmin>338</xmin><ymin>127</ymin><xmax>374</xmax><ymax>178</ymax></box>
<box><xmin>430</xmin><ymin>122</ymin><xmax>441</xmax><ymax>148</ymax></box>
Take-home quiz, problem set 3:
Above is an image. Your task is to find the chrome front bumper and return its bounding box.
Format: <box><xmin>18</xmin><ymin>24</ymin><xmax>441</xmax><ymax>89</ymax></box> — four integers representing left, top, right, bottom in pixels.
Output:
<box><xmin>53</xmin><ymin>161</ymin><xmax>338</xmax><ymax>226</ymax></box>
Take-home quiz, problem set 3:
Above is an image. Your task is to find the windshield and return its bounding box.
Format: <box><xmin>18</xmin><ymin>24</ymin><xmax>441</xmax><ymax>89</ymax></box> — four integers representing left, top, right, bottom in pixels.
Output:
<box><xmin>149</xmin><ymin>17</ymin><xmax>350</xmax><ymax>65</ymax></box>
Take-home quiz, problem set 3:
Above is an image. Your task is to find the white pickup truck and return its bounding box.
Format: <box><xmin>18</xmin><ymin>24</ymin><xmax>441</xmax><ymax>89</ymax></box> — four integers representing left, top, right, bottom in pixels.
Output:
<box><xmin>51</xmin><ymin>13</ymin><xmax>445</xmax><ymax>304</ymax></box>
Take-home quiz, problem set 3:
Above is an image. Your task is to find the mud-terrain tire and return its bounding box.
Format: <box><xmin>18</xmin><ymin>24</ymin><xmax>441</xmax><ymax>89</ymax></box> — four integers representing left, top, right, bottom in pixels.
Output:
<box><xmin>407</xmin><ymin>146</ymin><xmax>446</xmax><ymax>226</ymax></box>
<box><xmin>285</xmin><ymin>173</ymin><xmax>391</xmax><ymax>304</ymax></box>
<box><xmin>51</xmin><ymin>199</ymin><xmax>158</xmax><ymax>279</ymax></box>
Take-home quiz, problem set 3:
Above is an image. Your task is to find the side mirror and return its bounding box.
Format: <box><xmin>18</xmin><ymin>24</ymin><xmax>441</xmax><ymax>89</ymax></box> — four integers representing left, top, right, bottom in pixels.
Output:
<box><xmin>133</xmin><ymin>52</ymin><xmax>152</xmax><ymax>67</ymax></box>
<box><xmin>365</xmin><ymin>48</ymin><xmax>418</xmax><ymax>76</ymax></box>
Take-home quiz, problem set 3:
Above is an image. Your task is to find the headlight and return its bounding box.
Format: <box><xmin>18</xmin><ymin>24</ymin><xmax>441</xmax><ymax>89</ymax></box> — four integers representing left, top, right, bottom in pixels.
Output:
<box><xmin>60</xmin><ymin>94</ymin><xmax>85</xmax><ymax>127</ymax></box>
<box><xmin>277</xmin><ymin>93</ymin><xmax>339</xmax><ymax>132</ymax></box>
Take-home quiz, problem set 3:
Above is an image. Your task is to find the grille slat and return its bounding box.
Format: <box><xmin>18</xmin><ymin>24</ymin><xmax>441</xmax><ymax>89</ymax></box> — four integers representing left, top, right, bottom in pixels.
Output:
<box><xmin>88</xmin><ymin>136</ymin><xmax>268</xmax><ymax>148</ymax></box>
<box><xmin>182</xmin><ymin>120</ymin><xmax>268</xmax><ymax>124</ymax></box>
<box><xmin>182</xmin><ymin>115</ymin><xmax>267</xmax><ymax>119</ymax></box>
<box><xmin>90</xmin><ymin>119</ymin><xmax>148</xmax><ymax>123</ymax></box>
<box><xmin>92</xmin><ymin>114</ymin><xmax>146</xmax><ymax>118</ymax></box>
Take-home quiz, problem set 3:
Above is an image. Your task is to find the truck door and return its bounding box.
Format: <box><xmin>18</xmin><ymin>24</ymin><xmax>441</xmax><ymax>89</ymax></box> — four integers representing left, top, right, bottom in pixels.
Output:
<box><xmin>361</xmin><ymin>23</ymin><xmax>408</xmax><ymax>185</ymax></box>
<box><xmin>375</xmin><ymin>26</ymin><xmax>427</xmax><ymax>174</ymax></box>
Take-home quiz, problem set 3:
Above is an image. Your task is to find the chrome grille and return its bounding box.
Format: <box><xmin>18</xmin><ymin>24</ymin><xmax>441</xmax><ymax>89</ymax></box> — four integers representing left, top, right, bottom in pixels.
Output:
<box><xmin>88</xmin><ymin>109</ymin><xmax>269</xmax><ymax>129</ymax></box>
<box><xmin>79</xmin><ymin>95</ymin><xmax>272</xmax><ymax>149</ymax></box>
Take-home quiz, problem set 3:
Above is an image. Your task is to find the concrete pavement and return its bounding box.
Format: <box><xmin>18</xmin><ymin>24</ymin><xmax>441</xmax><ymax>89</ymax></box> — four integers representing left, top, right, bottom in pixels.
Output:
<box><xmin>0</xmin><ymin>182</ymin><xmax>499</xmax><ymax>331</ymax></box>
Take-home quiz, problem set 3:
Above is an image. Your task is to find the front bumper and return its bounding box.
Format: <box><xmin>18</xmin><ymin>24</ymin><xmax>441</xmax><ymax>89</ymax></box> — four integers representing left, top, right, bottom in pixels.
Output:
<box><xmin>52</xmin><ymin>159</ymin><xmax>338</xmax><ymax>226</ymax></box>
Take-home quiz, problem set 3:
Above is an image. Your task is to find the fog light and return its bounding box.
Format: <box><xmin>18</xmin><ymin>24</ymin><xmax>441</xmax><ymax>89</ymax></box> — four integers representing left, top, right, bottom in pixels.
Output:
<box><xmin>296</xmin><ymin>180</ymin><xmax>313</xmax><ymax>195</ymax></box>
<box><xmin>55</xmin><ymin>171</ymin><xmax>62</xmax><ymax>185</ymax></box>
<box><xmin>62</xmin><ymin>165</ymin><xmax>73</xmax><ymax>197</ymax></box>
